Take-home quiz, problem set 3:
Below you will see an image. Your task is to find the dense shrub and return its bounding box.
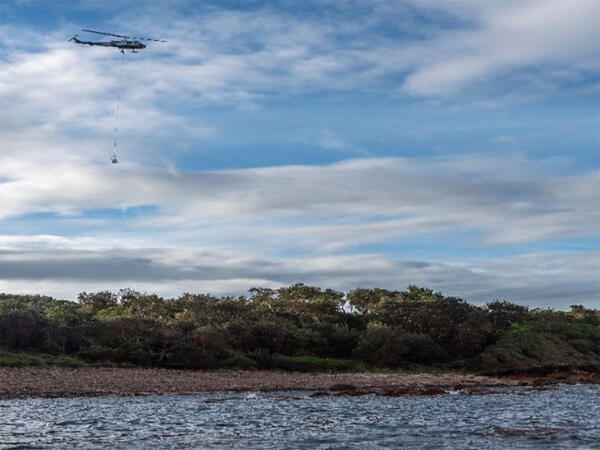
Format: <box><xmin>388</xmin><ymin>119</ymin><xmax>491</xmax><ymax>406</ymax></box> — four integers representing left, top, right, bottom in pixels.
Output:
<box><xmin>0</xmin><ymin>287</ymin><xmax>597</xmax><ymax>372</ymax></box>
<box><xmin>354</xmin><ymin>324</ymin><xmax>447</xmax><ymax>366</ymax></box>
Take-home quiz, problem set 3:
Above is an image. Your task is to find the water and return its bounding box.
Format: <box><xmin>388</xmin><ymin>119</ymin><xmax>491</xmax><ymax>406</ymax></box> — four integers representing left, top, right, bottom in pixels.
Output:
<box><xmin>1</xmin><ymin>385</ymin><xmax>598</xmax><ymax>449</ymax></box>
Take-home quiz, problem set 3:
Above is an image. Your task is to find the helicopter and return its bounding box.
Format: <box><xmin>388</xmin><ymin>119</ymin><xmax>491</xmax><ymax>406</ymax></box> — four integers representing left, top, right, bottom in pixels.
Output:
<box><xmin>69</xmin><ymin>29</ymin><xmax>166</xmax><ymax>164</ymax></box>
<box><xmin>69</xmin><ymin>29</ymin><xmax>165</xmax><ymax>53</ymax></box>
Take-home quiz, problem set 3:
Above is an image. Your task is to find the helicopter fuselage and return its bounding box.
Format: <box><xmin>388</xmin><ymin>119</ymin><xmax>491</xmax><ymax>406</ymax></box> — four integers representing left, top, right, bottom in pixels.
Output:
<box><xmin>112</xmin><ymin>39</ymin><xmax>146</xmax><ymax>50</ymax></box>
<box><xmin>70</xmin><ymin>36</ymin><xmax>146</xmax><ymax>52</ymax></box>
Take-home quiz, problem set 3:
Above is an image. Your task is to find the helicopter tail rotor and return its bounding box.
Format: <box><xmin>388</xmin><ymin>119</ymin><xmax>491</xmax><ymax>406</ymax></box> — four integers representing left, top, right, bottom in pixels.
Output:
<box><xmin>69</xmin><ymin>34</ymin><xmax>79</xmax><ymax>41</ymax></box>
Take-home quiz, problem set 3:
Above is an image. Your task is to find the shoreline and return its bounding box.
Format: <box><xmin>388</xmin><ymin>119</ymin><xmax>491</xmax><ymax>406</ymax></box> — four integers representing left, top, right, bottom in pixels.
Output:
<box><xmin>1</xmin><ymin>367</ymin><xmax>598</xmax><ymax>400</ymax></box>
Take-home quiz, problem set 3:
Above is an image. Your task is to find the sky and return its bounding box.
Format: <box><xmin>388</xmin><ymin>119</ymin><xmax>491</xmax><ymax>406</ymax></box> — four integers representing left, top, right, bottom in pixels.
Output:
<box><xmin>0</xmin><ymin>0</ymin><xmax>599</xmax><ymax>307</ymax></box>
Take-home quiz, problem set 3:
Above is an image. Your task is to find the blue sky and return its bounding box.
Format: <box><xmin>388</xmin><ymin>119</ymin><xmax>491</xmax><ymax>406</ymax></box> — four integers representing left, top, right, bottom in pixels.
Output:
<box><xmin>0</xmin><ymin>0</ymin><xmax>599</xmax><ymax>307</ymax></box>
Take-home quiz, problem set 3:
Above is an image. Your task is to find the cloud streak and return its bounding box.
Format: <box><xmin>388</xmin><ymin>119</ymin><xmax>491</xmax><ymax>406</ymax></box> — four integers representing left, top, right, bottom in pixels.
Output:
<box><xmin>0</xmin><ymin>241</ymin><xmax>598</xmax><ymax>307</ymax></box>
<box><xmin>1</xmin><ymin>154</ymin><xmax>597</xmax><ymax>248</ymax></box>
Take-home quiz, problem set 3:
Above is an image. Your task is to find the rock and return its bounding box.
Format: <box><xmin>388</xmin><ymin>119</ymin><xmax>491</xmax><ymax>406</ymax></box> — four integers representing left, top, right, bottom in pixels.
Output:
<box><xmin>335</xmin><ymin>389</ymin><xmax>368</xmax><ymax>397</ymax></box>
<box><xmin>309</xmin><ymin>391</ymin><xmax>331</xmax><ymax>398</ymax></box>
<box><xmin>420</xmin><ymin>387</ymin><xmax>445</xmax><ymax>396</ymax></box>
<box><xmin>381</xmin><ymin>387</ymin><xmax>413</xmax><ymax>396</ymax></box>
<box><xmin>329</xmin><ymin>383</ymin><xmax>357</xmax><ymax>391</ymax></box>
<box><xmin>533</xmin><ymin>378</ymin><xmax>556</xmax><ymax>386</ymax></box>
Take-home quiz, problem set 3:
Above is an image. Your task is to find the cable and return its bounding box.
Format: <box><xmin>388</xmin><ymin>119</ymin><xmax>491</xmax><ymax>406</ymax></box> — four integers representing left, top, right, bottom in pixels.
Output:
<box><xmin>112</xmin><ymin>50</ymin><xmax>125</xmax><ymax>163</ymax></box>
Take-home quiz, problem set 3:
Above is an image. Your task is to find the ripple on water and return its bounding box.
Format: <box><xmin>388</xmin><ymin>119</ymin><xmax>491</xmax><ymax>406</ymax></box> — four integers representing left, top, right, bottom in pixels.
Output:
<box><xmin>0</xmin><ymin>385</ymin><xmax>598</xmax><ymax>449</ymax></box>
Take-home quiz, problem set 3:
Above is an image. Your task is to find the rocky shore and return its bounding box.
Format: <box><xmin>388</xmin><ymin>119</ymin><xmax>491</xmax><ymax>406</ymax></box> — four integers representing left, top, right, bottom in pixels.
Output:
<box><xmin>1</xmin><ymin>367</ymin><xmax>598</xmax><ymax>400</ymax></box>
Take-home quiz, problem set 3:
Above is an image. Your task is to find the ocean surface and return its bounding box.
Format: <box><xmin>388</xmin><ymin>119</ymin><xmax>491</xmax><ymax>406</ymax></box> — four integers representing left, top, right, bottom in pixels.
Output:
<box><xmin>1</xmin><ymin>385</ymin><xmax>598</xmax><ymax>449</ymax></box>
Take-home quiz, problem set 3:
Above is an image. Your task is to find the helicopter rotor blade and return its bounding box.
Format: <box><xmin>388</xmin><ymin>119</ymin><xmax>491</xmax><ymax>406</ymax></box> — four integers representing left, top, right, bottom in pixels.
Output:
<box><xmin>82</xmin><ymin>29</ymin><xmax>130</xmax><ymax>39</ymax></box>
<box><xmin>82</xmin><ymin>29</ymin><xmax>166</xmax><ymax>42</ymax></box>
<box><xmin>129</xmin><ymin>35</ymin><xmax>166</xmax><ymax>42</ymax></box>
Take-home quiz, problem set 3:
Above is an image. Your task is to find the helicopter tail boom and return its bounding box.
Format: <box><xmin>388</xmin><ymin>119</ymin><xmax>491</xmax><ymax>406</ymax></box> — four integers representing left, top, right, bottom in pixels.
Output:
<box><xmin>69</xmin><ymin>36</ymin><xmax>112</xmax><ymax>47</ymax></box>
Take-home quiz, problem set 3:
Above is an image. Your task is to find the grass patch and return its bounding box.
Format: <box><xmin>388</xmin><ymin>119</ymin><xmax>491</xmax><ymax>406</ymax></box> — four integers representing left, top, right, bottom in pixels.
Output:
<box><xmin>249</xmin><ymin>353</ymin><xmax>366</xmax><ymax>372</ymax></box>
<box><xmin>219</xmin><ymin>351</ymin><xmax>258</xmax><ymax>369</ymax></box>
<box><xmin>0</xmin><ymin>350</ymin><xmax>87</xmax><ymax>368</ymax></box>
<box><xmin>475</xmin><ymin>330</ymin><xmax>600</xmax><ymax>373</ymax></box>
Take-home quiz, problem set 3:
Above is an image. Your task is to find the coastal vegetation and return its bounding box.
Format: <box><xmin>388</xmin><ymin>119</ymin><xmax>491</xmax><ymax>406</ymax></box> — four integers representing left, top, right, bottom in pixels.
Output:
<box><xmin>0</xmin><ymin>285</ymin><xmax>598</xmax><ymax>373</ymax></box>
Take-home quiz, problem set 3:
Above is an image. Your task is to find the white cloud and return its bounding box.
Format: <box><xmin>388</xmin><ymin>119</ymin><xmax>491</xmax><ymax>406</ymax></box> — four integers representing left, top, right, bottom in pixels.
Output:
<box><xmin>401</xmin><ymin>0</ymin><xmax>600</xmax><ymax>95</ymax></box>
<box><xmin>1</xmin><ymin>153</ymin><xmax>597</xmax><ymax>248</ymax></box>
<box><xmin>317</xmin><ymin>130</ymin><xmax>367</xmax><ymax>155</ymax></box>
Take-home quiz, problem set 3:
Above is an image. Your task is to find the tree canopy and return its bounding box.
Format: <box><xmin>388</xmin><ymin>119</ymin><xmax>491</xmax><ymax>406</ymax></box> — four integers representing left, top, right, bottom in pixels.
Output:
<box><xmin>0</xmin><ymin>286</ymin><xmax>598</xmax><ymax>373</ymax></box>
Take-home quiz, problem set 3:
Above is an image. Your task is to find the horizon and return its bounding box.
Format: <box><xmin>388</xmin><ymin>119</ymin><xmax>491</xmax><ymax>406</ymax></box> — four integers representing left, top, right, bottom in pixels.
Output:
<box><xmin>3</xmin><ymin>284</ymin><xmax>598</xmax><ymax>312</ymax></box>
<box><xmin>1</xmin><ymin>0</ymin><xmax>599</xmax><ymax>308</ymax></box>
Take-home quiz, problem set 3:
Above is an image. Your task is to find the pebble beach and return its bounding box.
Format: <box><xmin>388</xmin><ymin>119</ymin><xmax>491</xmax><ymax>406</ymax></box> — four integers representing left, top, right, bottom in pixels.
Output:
<box><xmin>2</xmin><ymin>367</ymin><xmax>597</xmax><ymax>400</ymax></box>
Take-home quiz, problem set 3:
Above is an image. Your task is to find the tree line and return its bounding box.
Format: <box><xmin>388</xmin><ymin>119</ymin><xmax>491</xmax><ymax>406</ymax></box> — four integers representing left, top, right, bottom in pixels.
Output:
<box><xmin>1</xmin><ymin>285</ymin><xmax>598</xmax><ymax>372</ymax></box>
